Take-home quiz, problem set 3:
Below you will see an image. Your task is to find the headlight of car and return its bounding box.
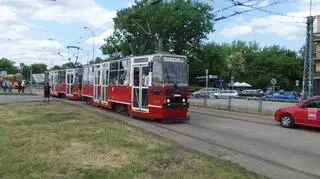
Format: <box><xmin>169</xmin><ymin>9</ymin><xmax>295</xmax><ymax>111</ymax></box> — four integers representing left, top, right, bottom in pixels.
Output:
<box><xmin>167</xmin><ymin>99</ymin><xmax>170</xmax><ymax>103</ymax></box>
<box><xmin>182</xmin><ymin>98</ymin><xmax>186</xmax><ymax>103</ymax></box>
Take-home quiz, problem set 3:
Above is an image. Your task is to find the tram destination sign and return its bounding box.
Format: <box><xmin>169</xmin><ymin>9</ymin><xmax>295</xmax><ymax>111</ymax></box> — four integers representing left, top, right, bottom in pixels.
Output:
<box><xmin>163</xmin><ymin>56</ymin><xmax>184</xmax><ymax>63</ymax></box>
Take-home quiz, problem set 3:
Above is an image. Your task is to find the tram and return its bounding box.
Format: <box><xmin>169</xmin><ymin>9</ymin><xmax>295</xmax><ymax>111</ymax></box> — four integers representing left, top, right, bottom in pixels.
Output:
<box><xmin>46</xmin><ymin>53</ymin><xmax>190</xmax><ymax>121</ymax></box>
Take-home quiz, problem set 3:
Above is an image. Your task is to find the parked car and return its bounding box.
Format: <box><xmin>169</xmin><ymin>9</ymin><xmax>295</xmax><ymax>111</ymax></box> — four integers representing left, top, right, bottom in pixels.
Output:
<box><xmin>212</xmin><ymin>90</ymin><xmax>239</xmax><ymax>99</ymax></box>
<box><xmin>239</xmin><ymin>89</ymin><xmax>264</xmax><ymax>97</ymax></box>
<box><xmin>275</xmin><ymin>96</ymin><xmax>320</xmax><ymax>128</ymax></box>
<box><xmin>264</xmin><ymin>91</ymin><xmax>298</xmax><ymax>100</ymax></box>
<box><xmin>192</xmin><ymin>88</ymin><xmax>219</xmax><ymax>98</ymax></box>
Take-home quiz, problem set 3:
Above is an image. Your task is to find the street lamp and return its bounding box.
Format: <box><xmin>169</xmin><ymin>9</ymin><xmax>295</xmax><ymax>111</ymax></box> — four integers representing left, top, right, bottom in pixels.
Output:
<box><xmin>79</xmin><ymin>48</ymin><xmax>89</xmax><ymax>65</ymax></box>
<box><xmin>83</xmin><ymin>26</ymin><xmax>95</xmax><ymax>62</ymax></box>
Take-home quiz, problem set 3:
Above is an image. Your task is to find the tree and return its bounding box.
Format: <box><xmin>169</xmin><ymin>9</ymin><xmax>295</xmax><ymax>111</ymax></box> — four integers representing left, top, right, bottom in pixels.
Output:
<box><xmin>0</xmin><ymin>58</ymin><xmax>18</xmax><ymax>74</ymax></box>
<box><xmin>88</xmin><ymin>57</ymin><xmax>110</xmax><ymax>64</ymax></box>
<box><xmin>30</xmin><ymin>63</ymin><xmax>47</xmax><ymax>73</ymax></box>
<box><xmin>190</xmin><ymin>41</ymin><xmax>303</xmax><ymax>90</ymax></box>
<box><xmin>61</xmin><ymin>62</ymin><xmax>82</xmax><ymax>69</ymax></box>
<box><xmin>51</xmin><ymin>65</ymin><xmax>61</xmax><ymax>70</ymax></box>
<box><xmin>101</xmin><ymin>0</ymin><xmax>214</xmax><ymax>57</ymax></box>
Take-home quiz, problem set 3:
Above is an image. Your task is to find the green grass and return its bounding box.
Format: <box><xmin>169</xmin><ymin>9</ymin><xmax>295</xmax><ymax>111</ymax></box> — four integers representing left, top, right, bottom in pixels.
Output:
<box><xmin>0</xmin><ymin>101</ymin><xmax>266</xmax><ymax>179</ymax></box>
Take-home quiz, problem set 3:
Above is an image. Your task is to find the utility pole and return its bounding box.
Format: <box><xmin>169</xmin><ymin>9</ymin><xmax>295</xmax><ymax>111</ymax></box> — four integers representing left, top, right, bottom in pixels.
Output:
<box><xmin>29</xmin><ymin>69</ymin><xmax>33</xmax><ymax>94</ymax></box>
<box><xmin>204</xmin><ymin>69</ymin><xmax>208</xmax><ymax>107</ymax></box>
<box><xmin>302</xmin><ymin>16</ymin><xmax>315</xmax><ymax>99</ymax></box>
<box><xmin>84</xmin><ymin>27</ymin><xmax>95</xmax><ymax>62</ymax></box>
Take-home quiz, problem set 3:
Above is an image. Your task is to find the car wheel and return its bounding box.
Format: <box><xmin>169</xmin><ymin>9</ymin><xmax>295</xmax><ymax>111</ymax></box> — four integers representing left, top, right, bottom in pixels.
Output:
<box><xmin>280</xmin><ymin>114</ymin><xmax>295</xmax><ymax>128</ymax></box>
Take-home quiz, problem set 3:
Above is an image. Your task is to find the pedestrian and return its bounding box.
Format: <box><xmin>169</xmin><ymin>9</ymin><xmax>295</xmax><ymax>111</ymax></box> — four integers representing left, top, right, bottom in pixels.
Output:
<box><xmin>17</xmin><ymin>81</ymin><xmax>22</xmax><ymax>93</ymax></box>
<box><xmin>7</xmin><ymin>81</ymin><xmax>12</xmax><ymax>93</ymax></box>
<box><xmin>2</xmin><ymin>80</ymin><xmax>7</xmax><ymax>92</ymax></box>
<box><xmin>0</xmin><ymin>78</ymin><xmax>3</xmax><ymax>91</ymax></box>
<box><xmin>21</xmin><ymin>80</ymin><xmax>25</xmax><ymax>93</ymax></box>
<box><xmin>44</xmin><ymin>82</ymin><xmax>51</xmax><ymax>102</ymax></box>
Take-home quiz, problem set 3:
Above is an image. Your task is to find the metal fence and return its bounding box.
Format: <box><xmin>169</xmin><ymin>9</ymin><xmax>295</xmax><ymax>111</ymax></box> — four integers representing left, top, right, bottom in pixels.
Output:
<box><xmin>189</xmin><ymin>96</ymin><xmax>298</xmax><ymax>114</ymax></box>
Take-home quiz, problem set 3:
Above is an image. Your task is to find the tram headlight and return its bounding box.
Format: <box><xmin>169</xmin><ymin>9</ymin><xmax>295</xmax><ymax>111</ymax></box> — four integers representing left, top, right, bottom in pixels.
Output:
<box><xmin>166</xmin><ymin>99</ymin><xmax>170</xmax><ymax>103</ymax></box>
<box><xmin>182</xmin><ymin>98</ymin><xmax>186</xmax><ymax>103</ymax></box>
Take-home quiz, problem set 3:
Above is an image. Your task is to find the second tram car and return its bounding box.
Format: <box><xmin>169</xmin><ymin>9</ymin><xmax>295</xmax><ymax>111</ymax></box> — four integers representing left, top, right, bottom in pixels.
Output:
<box><xmin>47</xmin><ymin>53</ymin><xmax>190</xmax><ymax>121</ymax></box>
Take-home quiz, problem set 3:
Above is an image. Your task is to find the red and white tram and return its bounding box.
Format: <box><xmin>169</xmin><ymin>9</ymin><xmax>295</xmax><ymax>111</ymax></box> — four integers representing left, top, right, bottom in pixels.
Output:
<box><xmin>48</xmin><ymin>68</ymin><xmax>82</xmax><ymax>99</ymax></box>
<box><xmin>47</xmin><ymin>53</ymin><xmax>190</xmax><ymax>121</ymax></box>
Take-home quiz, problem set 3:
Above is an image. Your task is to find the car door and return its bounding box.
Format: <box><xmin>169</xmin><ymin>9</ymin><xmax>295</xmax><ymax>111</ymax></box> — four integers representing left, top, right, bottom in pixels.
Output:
<box><xmin>294</xmin><ymin>98</ymin><xmax>320</xmax><ymax>125</ymax></box>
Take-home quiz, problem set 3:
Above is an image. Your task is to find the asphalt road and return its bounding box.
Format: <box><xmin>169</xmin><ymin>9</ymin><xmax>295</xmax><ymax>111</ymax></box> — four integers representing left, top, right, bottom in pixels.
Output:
<box><xmin>190</xmin><ymin>98</ymin><xmax>295</xmax><ymax>112</ymax></box>
<box><xmin>0</xmin><ymin>95</ymin><xmax>46</xmax><ymax>104</ymax></box>
<box><xmin>186</xmin><ymin>107</ymin><xmax>320</xmax><ymax>178</ymax></box>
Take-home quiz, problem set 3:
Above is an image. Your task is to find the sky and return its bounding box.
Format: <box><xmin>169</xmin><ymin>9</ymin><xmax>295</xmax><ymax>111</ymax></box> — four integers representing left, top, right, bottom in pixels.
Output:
<box><xmin>0</xmin><ymin>0</ymin><xmax>319</xmax><ymax>68</ymax></box>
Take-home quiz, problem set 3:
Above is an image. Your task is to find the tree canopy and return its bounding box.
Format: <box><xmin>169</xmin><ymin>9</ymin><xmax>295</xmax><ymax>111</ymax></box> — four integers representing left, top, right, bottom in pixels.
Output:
<box><xmin>190</xmin><ymin>41</ymin><xmax>303</xmax><ymax>90</ymax></box>
<box><xmin>101</xmin><ymin>0</ymin><xmax>214</xmax><ymax>58</ymax></box>
<box><xmin>0</xmin><ymin>58</ymin><xmax>19</xmax><ymax>74</ymax></box>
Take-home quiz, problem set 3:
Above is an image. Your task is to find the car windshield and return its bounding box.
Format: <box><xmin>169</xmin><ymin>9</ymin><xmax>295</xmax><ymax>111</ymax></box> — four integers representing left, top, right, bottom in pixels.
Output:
<box><xmin>163</xmin><ymin>56</ymin><xmax>188</xmax><ymax>86</ymax></box>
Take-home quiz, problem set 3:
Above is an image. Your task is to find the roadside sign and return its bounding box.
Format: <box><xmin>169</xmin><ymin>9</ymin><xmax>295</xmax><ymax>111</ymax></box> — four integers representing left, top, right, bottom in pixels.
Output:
<box><xmin>296</xmin><ymin>80</ymin><xmax>299</xmax><ymax>87</ymax></box>
<box><xmin>271</xmin><ymin>78</ymin><xmax>277</xmax><ymax>85</ymax></box>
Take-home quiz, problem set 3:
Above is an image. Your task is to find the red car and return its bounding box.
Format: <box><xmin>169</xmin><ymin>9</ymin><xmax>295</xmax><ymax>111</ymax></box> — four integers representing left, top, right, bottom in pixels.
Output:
<box><xmin>275</xmin><ymin>96</ymin><xmax>320</xmax><ymax>128</ymax></box>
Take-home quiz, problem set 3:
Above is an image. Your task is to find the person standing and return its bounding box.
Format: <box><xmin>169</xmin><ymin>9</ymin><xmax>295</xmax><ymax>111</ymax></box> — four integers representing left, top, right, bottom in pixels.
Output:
<box><xmin>21</xmin><ymin>80</ymin><xmax>25</xmax><ymax>93</ymax></box>
<box><xmin>7</xmin><ymin>81</ymin><xmax>12</xmax><ymax>93</ymax></box>
<box><xmin>44</xmin><ymin>82</ymin><xmax>51</xmax><ymax>102</ymax></box>
<box><xmin>17</xmin><ymin>81</ymin><xmax>22</xmax><ymax>93</ymax></box>
<box><xmin>2</xmin><ymin>80</ymin><xmax>7</xmax><ymax>92</ymax></box>
<box><xmin>0</xmin><ymin>78</ymin><xmax>3</xmax><ymax>91</ymax></box>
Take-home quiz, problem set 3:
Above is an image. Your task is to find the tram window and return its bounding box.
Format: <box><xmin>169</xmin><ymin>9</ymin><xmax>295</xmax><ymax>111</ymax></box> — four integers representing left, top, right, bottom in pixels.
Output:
<box><xmin>58</xmin><ymin>70</ymin><xmax>66</xmax><ymax>83</ymax></box>
<box><xmin>109</xmin><ymin>71</ymin><xmax>118</xmax><ymax>85</ymax></box>
<box><xmin>133</xmin><ymin>67</ymin><xmax>139</xmax><ymax>86</ymax></box>
<box><xmin>119</xmin><ymin>59</ymin><xmax>130</xmax><ymax>86</ymax></box>
<box><xmin>103</xmin><ymin>70</ymin><xmax>109</xmax><ymax>85</ymax></box>
<box><xmin>111</xmin><ymin>62</ymin><xmax>118</xmax><ymax>70</ymax></box>
<box><xmin>152</xmin><ymin>56</ymin><xmax>162</xmax><ymax>86</ymax></box>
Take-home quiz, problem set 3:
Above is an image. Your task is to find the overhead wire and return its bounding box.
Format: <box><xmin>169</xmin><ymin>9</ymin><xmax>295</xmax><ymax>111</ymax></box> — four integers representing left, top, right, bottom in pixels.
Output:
<box><xmin>215</xmin><ymin>0</ymin><xmax>305</xmax><ymax>21</ymax></box>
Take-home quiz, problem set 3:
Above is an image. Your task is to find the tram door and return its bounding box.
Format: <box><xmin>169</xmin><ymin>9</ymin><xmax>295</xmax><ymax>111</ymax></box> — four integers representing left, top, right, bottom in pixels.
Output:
<box><xmin>51</xmin><ymin>71</ymin><xmax>58</xmax><ymax>94</ymax></box>
<box><xmin>132</xmin><ymin>65</ymin><xmax>149</xmax><ymax>112</ymax></box>
<box><xmin>101</xmin><ymin>63</ymin><xmax>109</xmax><ymax>103</ymax></box>
<box><xmin>94</xmin><ymin>66</ymin><xmax>101</xmax><ymax>101</ymax></box>
<box><xmin>66</xmin><ymin>70</ymin><xmax>74</xmax><ymax>96</ymax></box>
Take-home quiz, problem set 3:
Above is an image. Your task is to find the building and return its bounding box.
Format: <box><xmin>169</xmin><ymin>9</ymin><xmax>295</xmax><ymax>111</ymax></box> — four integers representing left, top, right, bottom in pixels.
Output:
<box><xmin>314</xmin><ymin>16</ymin><xmax>320</xmax><ymax>95</ymax></box>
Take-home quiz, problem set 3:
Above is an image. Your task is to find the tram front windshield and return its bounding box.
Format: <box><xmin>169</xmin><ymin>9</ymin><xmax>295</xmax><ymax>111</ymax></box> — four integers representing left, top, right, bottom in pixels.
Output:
<box><xmin>162</xmin><ymin>56</ymin><xmax>188</xmax><ymax>86</ymax></box>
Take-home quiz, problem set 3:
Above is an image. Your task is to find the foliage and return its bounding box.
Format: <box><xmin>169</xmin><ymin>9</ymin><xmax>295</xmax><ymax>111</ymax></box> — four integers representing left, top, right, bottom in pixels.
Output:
<box><xmin>191</xmin><ymin>41</ymin><xmax>303</xmax><ymax>90</ymax></box>
<box><xmin>88</xmin><ymin>57</ymin><xmax>112</xmax><ymax>64</ymax></box>
<box><xmin>51</xmin><ymin>65</ymin><xmax>61</xmax><ymax>70</ymax></box>
<box><xmin>0</xmin><ymin>58</ymin><xmax>19</xmax><ymax>74</ymax></box>
<box><xmin>101</xmin><ymin>0</ymin><xmax>214</xmax><ymax>57</ymax></box>
<box><xmin>61</xmin><ymin>62</ymin><xmax>82</xmax><ymax>69</ymax></box>
<box><xmin>30</xmin><ymin>63</ymin><xmax>47</xmax><ymax>73</ymax></box>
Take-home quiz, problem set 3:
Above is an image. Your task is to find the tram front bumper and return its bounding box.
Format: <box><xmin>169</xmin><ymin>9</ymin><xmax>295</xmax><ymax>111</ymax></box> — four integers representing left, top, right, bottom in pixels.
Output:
<box><xmin>161</xmin><ymin>103</ymin><xmax>189</xmax><ymax>121</ymax></box>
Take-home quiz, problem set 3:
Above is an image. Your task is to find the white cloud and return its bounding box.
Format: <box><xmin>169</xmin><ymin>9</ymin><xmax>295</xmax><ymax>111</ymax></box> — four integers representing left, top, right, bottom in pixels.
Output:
<box><xmin>0</xmin><ymin>0</ymin><xmax>119</xmax><ymax>66</ymax></box>
<box><xmin>220</xmin><ymin>25</ymin><xmax>253</xmax><ymax>37</ymax></box>
<box><xmin>220</xmin><ymin>12</ymin><xmax>308</xmax><ymax>40</ymax></box>
<box><xmin>249</xmin><ymin>15</ymin><xmax>306</xmax><ymax>40</ymax></box>
<box><xmin>1</xmin><ymin>0</ymin><xmax>116</xmax><ymax>28</ymax></box>
<box><xmin>218</xmin><ymin>0</ymin><xmax>320</xmax><ymax>40</ymax></box>
<box><xmin>86</xmin><ymin>25</ymin><xmax>114</xmax><ymax>45</ymax></box>
<box><xmin>0</xmin><ymin>39</ymin><xmax>67</xmax><ymax>67</ymax></box>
